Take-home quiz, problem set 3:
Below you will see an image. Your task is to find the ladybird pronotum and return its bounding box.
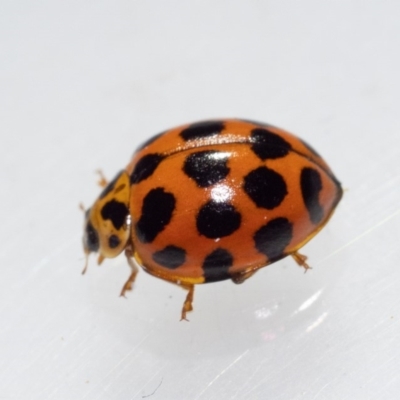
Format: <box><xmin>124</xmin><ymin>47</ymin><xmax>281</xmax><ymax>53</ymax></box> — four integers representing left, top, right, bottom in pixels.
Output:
<box><xmin>83</xmin><ymin>119</ymin><xmax>342</xmax><ymax>320</ymax></box>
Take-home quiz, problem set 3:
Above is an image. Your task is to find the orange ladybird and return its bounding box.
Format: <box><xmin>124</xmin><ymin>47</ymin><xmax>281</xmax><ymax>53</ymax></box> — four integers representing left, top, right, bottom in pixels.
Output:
<box><xmin>83</xmin><ymin>119</ymin><xmax>342</xmax><ymax>320</ymax></box>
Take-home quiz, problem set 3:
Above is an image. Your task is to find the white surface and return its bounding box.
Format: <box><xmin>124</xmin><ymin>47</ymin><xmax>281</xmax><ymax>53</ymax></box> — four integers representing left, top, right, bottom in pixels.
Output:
<box><xmin>1</xmin><ymin>1</ymin><xmax>400</xmax><ymax>399</ymax></box>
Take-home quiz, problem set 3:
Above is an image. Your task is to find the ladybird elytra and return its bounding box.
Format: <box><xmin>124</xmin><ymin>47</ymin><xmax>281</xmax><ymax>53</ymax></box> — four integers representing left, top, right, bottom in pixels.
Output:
<box><xmin>83</xmin><ymin>119</ymin><xmax>342</xmax><ymax>320</ymax></box>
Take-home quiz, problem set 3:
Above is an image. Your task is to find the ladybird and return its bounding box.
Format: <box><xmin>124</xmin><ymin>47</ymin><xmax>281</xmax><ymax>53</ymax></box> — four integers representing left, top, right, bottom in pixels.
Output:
<box><xmin>82</xmin><ymin>119</ymin><xmax>342</xmax><ymax>320</ymax></box>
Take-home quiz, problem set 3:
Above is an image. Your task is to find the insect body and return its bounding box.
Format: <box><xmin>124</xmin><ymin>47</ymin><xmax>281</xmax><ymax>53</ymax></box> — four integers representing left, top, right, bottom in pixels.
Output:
<box><xmin>83</xmin><ymin>119</ymin><xmax>342</xmax><ymax>320</ymax></box>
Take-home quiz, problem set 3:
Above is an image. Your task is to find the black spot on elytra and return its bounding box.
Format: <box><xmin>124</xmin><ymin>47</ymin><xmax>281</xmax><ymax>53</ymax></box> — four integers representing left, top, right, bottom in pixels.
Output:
<box><xmin>254</xmin><ymin>217</ymin><xmax>293</xmax><ymax>261</ymax></box>
<box><xmin>101</xmin><ymin>200</ymin><xmax>129</xmax><ymax>230</ymax></box>
<box><xmin>244</xmin><ymin>166</ymin><xmax>288</xmax><ymax>209</ymax></box>
<box><xmin>152</xmin><ymin>245</ymin><xmax>186</xmax><ymax>269</ymax></box>
<box><xmin>136</xmin><ymin>131</ymin><xmax>165</xmax><ymax>151</ymax></box>
<box><xmin>108</xmin><ymin>235</ymin><xmax>120</xmax><ymax>249</ymax></box>
<box><xmin>85</xmin><ymin>221</ymin><xmax>99</xmax><ymax>252</ymax></box>
<box><xmin>99</xmin><ymin>171</ymin><xmax>123</xmax><ymax>199</ymax></box>
<box><xmin>251</xmin><ymin>128</ymin><xmax>292</xmax><ymax>160</ymax></box>
<box><xmin>202</xmin><ymin>248</ymin><xmax>233</xmax><ymax>282</ymax></box>
<box><xmin>135</xmin><ymin>188</ymin><xmax>176</xmax><ymax>243</ymax></box>
<box><xmin>130</xmin><ymin>153</ymin><xmax>165</xmax><ymax>184</ymax></box>
<box><xmin>196</xmin><ymin>201</ymin><xmax>241</xmax><ymax>239</ymax></box>
<box><xmin>300</xmin><ymin>167</ymin><xmax>324</xmax><ymax>224</ymax></box>
<box><xmin>180</xmin><ymin>121</ymin><xmax>225</xmax><ymax>141</ymax></box>
<box><xmin>183</xmin><ymin>150</ymin><xmax>230</xmax><ymax>187</ymax></box>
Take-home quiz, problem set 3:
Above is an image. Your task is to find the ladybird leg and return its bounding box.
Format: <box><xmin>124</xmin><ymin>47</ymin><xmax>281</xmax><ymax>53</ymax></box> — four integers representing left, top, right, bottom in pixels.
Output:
<box><xmin>180</xmin><ymin>284</ymin><xmax>195</xmax><ymax>321</ymax></box>
<box><xmin>95</xmin><ymin>169</ymin><xmax>108</xmax><ymax>187</ymax></box>
<box><xmin>230</xmin><ymin>270</ymin><xmax>257</xmax><ymax>284</ymax></box>
<box><xmin>82</xmin><ymin>252</ymin><xmax>89</xmax><ymax>275</ymax></box>
<box><xmin>291</xmin><ymin>251</ymin><xmax>312</xmax><ymax>273</ymax></box>
<box><xmin>120</xmin><ymin>247</ymin><xmax>139</xmax><ymax>297</ymax></box>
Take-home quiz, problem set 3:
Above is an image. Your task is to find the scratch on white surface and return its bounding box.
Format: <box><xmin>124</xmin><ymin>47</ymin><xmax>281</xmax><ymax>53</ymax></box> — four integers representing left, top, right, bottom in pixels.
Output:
<box><xmin>240</xmin><ymin>343</ymin><xmax>310</xmax><ymax>398</ymax></box>
<box><xmin>320</xmin><ymin>208</ymin><xmax>400</xmax><ymax>262</ymax></box>
<box><xmin>294</xmin><ymin>289</ymin><xmax>324</xmax><ymax>314</ymax></box>
<box><xmin>311</xmin><ymin>381</ymin><xmax>331</xmax><ymax>400</ymax></box>
<box><xmin>193</xmin><ymin>350</ymin><xmax>249</xmax><ymax>400</ymax></box>
<box><xmin>104</xmin><ymin>333</ymin><xmax>154</xmax><ymax>386</ymax></box>
<box><xmin>230</xmin><ymin>360</ymin><xmax>264</xmax><ymax>400</ymax></box>
<box><xmin>372</xmin><ymin>373</ymin><xmax>398</xmax><ymax>398</ymax></box>
<box><xmin>305</xmin><ymin>312</ymin><xmax>329</xmax><ymax>333</ymax></box>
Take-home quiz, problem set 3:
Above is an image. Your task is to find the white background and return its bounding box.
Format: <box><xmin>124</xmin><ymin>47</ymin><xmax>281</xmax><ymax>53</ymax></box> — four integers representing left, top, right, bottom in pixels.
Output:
<box><xmin>1</xmin><ymin>1</ymin><xmax>399</xmax><ymax>399</ymax></box>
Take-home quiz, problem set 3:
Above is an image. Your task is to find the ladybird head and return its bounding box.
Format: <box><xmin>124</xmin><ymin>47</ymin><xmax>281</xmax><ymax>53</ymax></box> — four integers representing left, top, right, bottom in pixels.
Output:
<box><xmin>82</xmin><ymin>171</ymin><xmax>131</xmax><ymax>270</ymax></box>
